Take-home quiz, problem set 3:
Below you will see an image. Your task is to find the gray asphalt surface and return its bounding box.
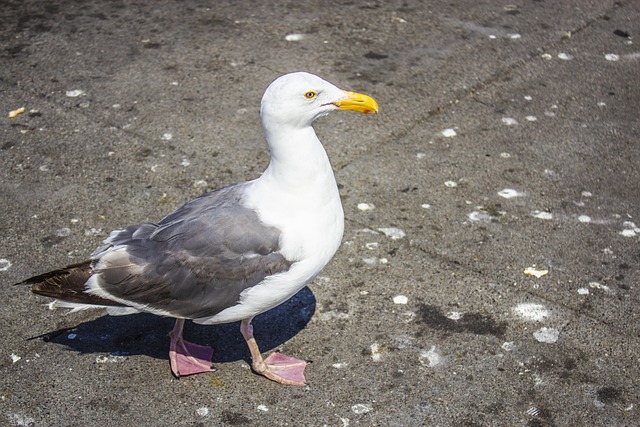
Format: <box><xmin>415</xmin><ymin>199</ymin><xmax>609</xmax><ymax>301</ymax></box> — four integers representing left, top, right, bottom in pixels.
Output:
<box><xmin>1</xmin><ymin>1</ymin><xmax>639</xmax><ymax>426</ymax></box>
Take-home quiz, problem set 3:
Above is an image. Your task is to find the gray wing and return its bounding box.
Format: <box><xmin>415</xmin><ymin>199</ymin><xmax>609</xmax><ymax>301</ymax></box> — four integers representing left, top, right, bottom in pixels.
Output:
<box><xmin>90</xmin><ymin>184</ymin><xmax>292</xmax><ymax>319</ymax></box>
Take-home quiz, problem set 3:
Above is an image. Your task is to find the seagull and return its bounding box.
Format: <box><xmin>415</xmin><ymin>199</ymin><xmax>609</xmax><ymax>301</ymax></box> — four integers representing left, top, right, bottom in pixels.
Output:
<box><xmin>18</xmin><ymin>72</ymin><xmax>378</xmax><ymax>386</ymax></box>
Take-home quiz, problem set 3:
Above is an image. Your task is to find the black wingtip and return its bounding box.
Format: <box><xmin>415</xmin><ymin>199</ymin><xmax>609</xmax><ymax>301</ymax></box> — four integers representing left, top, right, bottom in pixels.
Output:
<box><xmin>19</xmin><ymin>260</ymin><xmax>125</xmax><ymax>307</ymax></box>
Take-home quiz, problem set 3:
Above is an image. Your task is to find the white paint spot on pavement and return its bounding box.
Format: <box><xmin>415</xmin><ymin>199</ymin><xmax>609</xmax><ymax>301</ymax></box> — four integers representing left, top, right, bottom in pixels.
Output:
<box><xmin>95</xmin><ymin>353</ymin><xmax>127</xmax><ymax>363</ymax></box>
<box><xmin>533</xmin><ymin>327</ymin><xmax>560</xmax><ymax>343</ymax></box>
<box><xmin>332</xmin><ymin>362</ymin><xmax>348</xmax><ymax>369</ymax></box>
<box><xmin>393</xmin><ymin>295</ymin><xmax>408</xmax><ymax>305</ymax></box>
<box><xmin>446</xmin><ymin>311</ymin><xmax>464</xmax><ymax>320</ymax></box>
<box><xmin>196</xmin><ymin>407</ymin><xmax>209</xmax><ymax>417</ymax></box>
<box><xmin>577</xmin><ymin>288</ymin><xmax>589</xmax><ymax>295</ymax></box>
<box><xmin>589</xmin><ymin>282</ymin><xmax>611</xmax><ymax>293</ymax></box>
<box><xmin>351</xmin><ymin>403</ymin><xmax>373</xmax><ymax>414</ymax></box>
<box><xmin>442</xmin><ymin>128</ymin><xmax>457</xmax><ymax>137</ymax></box>
<box><xmin>513</xmin><ymin>303</ymin><xmax>549</xmax><ymax>322</ymax></box>
<box><xmin>11</xmin><ymin>353</ymin><xmax>21</xmax><ymax>363</ymax></box>
<box><xmin>620</xmin><ymin>221</ymin><xmax>640</xmax><ymax>237</ymax></box>
<box><xmin>365</xmin><ymin>242</ymin><xmax>379</xmax><ymax>250</ymax></box>
<box><xmin>0</xmin><ymin>259</ymin><xmax>12</xmax><ymax>271</ymax></box>
<box><xmin>419</xmin><ymin>346</ymin><xmax>443</xmax><ymax>367</ymax></box>
<box><xmin>498</xmin><ymin>188</ymin><xmax>525</xmax><ymax>199</ymax></box>
<box><xmin>502</xmin><ymin>117</ymin><xmax>518</xmax><ymax>126</ymax></box>
<box><xmin>526</xmin><ymin>406</ymin><xmax>540</xmax><ymax>417</ymax></box>
<box><xmin>578</xmin><ymin>215</ymin><xmax>591</xmax><ymax>223</ymax></box>
<box><xmin>160</xmin><ymin>133</ymin><xmax>173</xmax><ymax>141</ymax></box>
<box><xmin>525</xmin><ymin>115</ymin><xmax>537</xmax><ymax>122</ymax></box>
<box><xmin>357</xmin><ymin>203</ymin><xmax>375</xmax><ymax>211</ymax></box>
<box><xmin>181</xmin><ymin>158</ymin><xmax>191</xmax><ymax>167</ymax></box>
<box><xmin>468</xmin><ymin>211</ymin><xmax>493</xmax><ymax>222</ymax></box>
<box><xmin>66</xmin><ymin>89</ymin><xmax>85</xmax><ymax>97</ymax></box>
<box><xmin>444</xmin><ymin>180</ymin><xmax>458</xmax><ymax>188</ymax></box>
<box><xmin>257</xmin><ymin>404</ymin><xmax>269</xmax><ymax>412</ymax></box>
<box><xmin>532</xmin><ymin>211</ymin><xmax>553</xmax><ymax>220</ymax></box>
<box><xmin>193</xmin><ymin>179</ymin><xmax>208</xmax><ymax>189</ymax></box>
<box><xmin>557</xmin><ymin>52</ymin><xmax>573</xmax><ymax>60</ymax></box>
<box><xmin>421</xmin><ymin>203</ymin><xmax>431</xmax><ymax>209</ymax></box>
<box><xmin>377</xmin><ymin>227</ymin><xmax>406</xmax><ymax>239</ymax></box>
<box><xmin>285</xmin><ymin>33</ymin><xmax>305</xmax><ymax>41</ymax></box>
<box><xmin>605</xmin><ymin>53</ymin><xmax>620</xmax><ymax>61</ymax></box>
<box><xmin>370</xmin><ymin>343</ymin><xmax>383</xmax><ymax>362</ymax></box>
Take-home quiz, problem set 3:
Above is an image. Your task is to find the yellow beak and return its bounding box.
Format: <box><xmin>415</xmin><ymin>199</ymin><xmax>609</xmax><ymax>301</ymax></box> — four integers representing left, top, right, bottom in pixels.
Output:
<box><xmin>334</xmin><ymin>90</ymin><xmax>379</xmax><ymax>114</ymax></box>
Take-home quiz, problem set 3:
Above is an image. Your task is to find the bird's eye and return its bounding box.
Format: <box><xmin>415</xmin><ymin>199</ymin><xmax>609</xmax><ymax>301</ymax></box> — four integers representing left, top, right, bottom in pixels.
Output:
<box><xmin>304</xmin><ymin>91</ymin><xmax>317</xmax><ymax>100</ymax></box>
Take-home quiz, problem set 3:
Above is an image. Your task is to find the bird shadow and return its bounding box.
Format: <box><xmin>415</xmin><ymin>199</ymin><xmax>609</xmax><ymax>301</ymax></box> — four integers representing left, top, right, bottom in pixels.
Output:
<box><xmin>32</xmin><ymin>287</ymin><xmax>316</xmax><ymax>365</ymax></box>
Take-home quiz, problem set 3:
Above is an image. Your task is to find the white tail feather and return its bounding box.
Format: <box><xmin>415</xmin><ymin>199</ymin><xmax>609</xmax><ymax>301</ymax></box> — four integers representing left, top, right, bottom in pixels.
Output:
<box><xmin>46</xmin><ymin>300</ymin><xmax>140</xmax><ymax>316</ymax></box>
<box><xmin>48</xmin><ymin>300</ymin><xmax>104</xmax><ymax>313</ymax></box>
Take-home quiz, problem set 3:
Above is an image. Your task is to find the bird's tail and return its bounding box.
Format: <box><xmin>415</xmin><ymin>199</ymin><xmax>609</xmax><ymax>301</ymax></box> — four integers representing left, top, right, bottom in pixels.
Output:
<box><xmin>16</xmin><ymin>261</ymin><xmax>124</xmax><ymax>307</ymax></box>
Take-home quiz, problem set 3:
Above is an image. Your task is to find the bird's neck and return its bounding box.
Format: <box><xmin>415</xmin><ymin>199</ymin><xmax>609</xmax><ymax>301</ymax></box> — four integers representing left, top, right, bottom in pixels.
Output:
<box><xmin>260</xmin><ymin>126</ymin><xmax>336</xmax><ymax>190</ymax></box>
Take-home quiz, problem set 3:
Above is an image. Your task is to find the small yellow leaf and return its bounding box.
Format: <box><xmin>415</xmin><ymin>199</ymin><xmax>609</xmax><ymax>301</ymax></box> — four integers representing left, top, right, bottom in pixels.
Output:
<box><xmin>8</xmin><ymin>107</ymin><xmax>26</xmax><ymax>118</ymax></box>
<box><xmin>524</xmin><ymin>267</ymin><xmax>549</xmax><ymax>278</ymax></box>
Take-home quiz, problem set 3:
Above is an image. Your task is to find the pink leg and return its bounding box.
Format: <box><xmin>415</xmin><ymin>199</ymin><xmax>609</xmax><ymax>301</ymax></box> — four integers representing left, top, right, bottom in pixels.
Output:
<box><xmin>240</xmin><ymin>318</ymin><xmax>308</xmax><ymax>386</ymax></box>
<box><xmin>169</xmin><ymin>318</ymin><xmax>215</xmax><ymax>377</ymax></box>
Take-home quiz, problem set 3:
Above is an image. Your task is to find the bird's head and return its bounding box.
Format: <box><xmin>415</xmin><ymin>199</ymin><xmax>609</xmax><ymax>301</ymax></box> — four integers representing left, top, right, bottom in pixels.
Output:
<box><xmin>260</xmin><ymin>72</ymin><xmax>378</xmax><ymax>130</ymax></box>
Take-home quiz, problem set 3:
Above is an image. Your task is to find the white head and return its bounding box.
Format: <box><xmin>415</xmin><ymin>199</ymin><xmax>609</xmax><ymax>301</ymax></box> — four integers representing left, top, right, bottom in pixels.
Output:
<box><xmin>260</xmin><ymin>72</ymin><xmax>378</xmax><ymax>131</ymax></box>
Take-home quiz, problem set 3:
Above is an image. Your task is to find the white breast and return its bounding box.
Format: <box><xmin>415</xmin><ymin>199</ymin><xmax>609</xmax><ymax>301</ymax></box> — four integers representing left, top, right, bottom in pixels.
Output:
<box><xmin>195</xmin><ymin>162</ymin><xmax>344</xmax><ymax>325</ymax></box>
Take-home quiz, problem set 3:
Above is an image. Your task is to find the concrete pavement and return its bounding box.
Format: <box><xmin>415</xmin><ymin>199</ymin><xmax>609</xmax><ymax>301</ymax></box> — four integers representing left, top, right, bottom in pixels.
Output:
<box><xmin>1</xmin><ymin>1</ymin><xmax>639</xmax><ymax>425</ymax></box>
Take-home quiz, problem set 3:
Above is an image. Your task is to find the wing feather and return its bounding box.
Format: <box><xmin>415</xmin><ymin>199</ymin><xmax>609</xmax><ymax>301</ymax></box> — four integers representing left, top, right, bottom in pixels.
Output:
<box><xmin>88</xmin><ymin>184</ymin><xmax>293</xmax><ymax>319</ymax></box>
